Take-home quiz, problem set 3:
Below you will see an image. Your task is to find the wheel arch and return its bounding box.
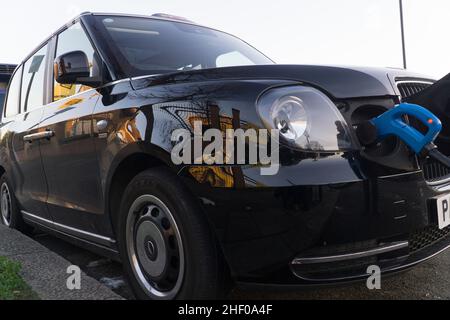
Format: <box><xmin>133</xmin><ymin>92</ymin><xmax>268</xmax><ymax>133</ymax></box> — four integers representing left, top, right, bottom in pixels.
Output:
<box><xmin>105</xmin><ymin>146</ymin><xmax>174</xmax><ymax>235</ymax></box>
<box><xmin>104</xmin><ymin>143</ymin><xmax>232</xmax><ymax>280</ymax></box>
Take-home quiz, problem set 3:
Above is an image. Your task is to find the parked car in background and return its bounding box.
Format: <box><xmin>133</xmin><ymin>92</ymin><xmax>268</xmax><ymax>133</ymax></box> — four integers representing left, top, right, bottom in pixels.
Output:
<box><xmin>0</xmin><ymin>64</ymin><xmax>16</xmax><ymax>113</ymax></box>
<box><xmin>1</xmin><ymin>12</ymin><xmax>450</xmax><ymax>300</ymax></box>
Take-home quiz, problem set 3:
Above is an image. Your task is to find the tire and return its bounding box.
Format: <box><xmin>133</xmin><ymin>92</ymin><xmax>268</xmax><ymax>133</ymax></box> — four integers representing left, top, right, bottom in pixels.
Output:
<box><xmin>0</xmin><ymin>174</ymin><xmax>29</xmax><ymax>232</ymax></box>
<box><xmin>117</xmin><ymin>167</ymin><xmax>228</xmax><ymax>300</ymax></box>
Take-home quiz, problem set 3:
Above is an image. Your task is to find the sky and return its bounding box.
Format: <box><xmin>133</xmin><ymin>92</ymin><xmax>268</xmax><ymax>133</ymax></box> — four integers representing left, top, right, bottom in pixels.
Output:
<box><xmin>1</xmin><ymin>0</ymin><xmax>449</xmax><ymax>79</ymax></box>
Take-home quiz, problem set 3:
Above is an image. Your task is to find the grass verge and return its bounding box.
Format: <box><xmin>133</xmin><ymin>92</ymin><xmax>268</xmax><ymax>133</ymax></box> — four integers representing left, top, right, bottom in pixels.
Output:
<box><xmin>0</xmin><ymin>256</ymin><xmax>38</xmax><ymax>300</ymax></box>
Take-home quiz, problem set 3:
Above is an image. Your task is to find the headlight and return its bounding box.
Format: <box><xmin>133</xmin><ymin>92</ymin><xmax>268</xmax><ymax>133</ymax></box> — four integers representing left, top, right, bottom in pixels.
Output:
<box><xmin>257</xmin><ymin>86</ymin><xmax>353</xmax><ymax>152</ymax></box>
<box><xmin>272</xmin><ymin>96</ymin><xmax>309</xmax><ymax>140</ymax></box>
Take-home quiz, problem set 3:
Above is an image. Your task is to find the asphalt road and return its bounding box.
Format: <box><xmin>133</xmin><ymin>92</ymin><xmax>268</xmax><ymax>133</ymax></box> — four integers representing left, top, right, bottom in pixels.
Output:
<box><xmin>32</xmin><ymin>232</ymin><xmax>450</xmax><ymax>300</ymax></box>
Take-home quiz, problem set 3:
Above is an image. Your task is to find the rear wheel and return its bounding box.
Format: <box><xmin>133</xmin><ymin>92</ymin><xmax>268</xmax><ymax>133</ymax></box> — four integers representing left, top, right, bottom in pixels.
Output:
<box><xmin>117</xmin><ymin>168</ymin><xmax>228</xmax><ymax>300</ymax></box>
<box><xmin>0</xmin><ymin>175</ymin><xmax>28</xmax><ymax>232</ymax></box>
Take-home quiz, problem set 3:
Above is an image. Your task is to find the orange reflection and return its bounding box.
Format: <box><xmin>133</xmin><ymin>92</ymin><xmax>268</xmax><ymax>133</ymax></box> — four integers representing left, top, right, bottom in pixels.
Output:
<box><xmin>116</xmin><ymin>119</ymin><xmax>142</xmax><ymax>143</ymax></box>
<box><xmin>58</xmin><ymin>98</ymin><xmax>84</xmax><ymax>110</ymax></box>
<box><xmin>188</xmin><ymin>167</ymin><xmax>235</xmax><ymax>188</ymax></box>
<box><xmin>54</xmin><ymin>83</ymin><xmax>93</xmax><ymax>102</ymax></box>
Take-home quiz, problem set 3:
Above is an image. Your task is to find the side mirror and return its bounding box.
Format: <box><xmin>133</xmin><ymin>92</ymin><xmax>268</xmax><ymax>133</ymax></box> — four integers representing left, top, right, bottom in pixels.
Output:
<box><xmin>54</xmin><ymin>51</ymin><xmax>102</xmax><ymax>87</ymax></box>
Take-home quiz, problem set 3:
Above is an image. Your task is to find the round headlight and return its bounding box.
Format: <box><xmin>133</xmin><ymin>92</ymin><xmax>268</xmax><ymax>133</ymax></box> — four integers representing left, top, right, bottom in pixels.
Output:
<box><xmin>257</xmin><ymin>86</ymin><xmax>353</xmax><ymax>152</ymax></box>
<box><xmin>271</xmin><ymin>96</ymin><xmax>308</xmax><ymax>141</ymax></box>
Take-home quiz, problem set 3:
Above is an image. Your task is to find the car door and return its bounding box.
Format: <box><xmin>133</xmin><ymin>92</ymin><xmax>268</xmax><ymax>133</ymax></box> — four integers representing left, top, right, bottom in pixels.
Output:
<box><xmin>9</xmin><ymin>44</ymin><xmax>52</xmax><ymax>220</ymax></box>
<box><xmin>38</xmin><ymin>23</ymin><xmax>105</xmax><ymax>235</ymax></box>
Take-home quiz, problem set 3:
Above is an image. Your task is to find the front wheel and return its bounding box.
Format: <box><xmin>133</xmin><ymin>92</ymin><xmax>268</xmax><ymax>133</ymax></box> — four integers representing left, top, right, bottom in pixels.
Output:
<box><xmin>117</xmin><ymin>168</ymin><xmax>228</xmax><ymax>300</ymax></box>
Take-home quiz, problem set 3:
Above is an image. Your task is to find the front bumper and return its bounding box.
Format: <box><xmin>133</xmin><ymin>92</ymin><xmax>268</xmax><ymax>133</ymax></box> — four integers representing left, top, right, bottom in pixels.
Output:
<box><xmin>180</xmin><ymin>157</ymin><xmax>450</xmax><ymax>285</ymax></box>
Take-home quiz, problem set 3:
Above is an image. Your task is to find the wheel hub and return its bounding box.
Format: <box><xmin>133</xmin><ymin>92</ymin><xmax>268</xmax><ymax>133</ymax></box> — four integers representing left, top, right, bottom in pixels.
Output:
<box><xmin>145</xmin><ymin>239</ymin><xmax>158</xmax><ymax>261</ymax></box>
<box><xmin>135</xmin><ymin>220</ymin><xmax>166</xmax><ymax>278</ymax></box>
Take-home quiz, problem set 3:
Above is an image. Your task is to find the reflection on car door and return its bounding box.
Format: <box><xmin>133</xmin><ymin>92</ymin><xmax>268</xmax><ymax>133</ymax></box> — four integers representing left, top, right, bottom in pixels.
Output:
<box><xmin>38</xmin><ymin>23</ymin><xmax>105</xmax><ymax>235</ymax></box>
<box><xmin>39</xmin><ymin>91</ymin><xmax>102</xmax><ymax>232</ymax></box>
<box><xmin>11</xmin><ymin>45</ymin><xmax>52</xmax><ymax>220</ymax></box>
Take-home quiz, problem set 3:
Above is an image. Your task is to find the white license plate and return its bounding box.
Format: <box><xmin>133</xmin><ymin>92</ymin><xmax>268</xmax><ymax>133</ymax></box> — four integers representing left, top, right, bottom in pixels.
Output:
<box><xmin>436</xmin><ymin>194</ymin><xmax>450</xmax><ymax>229</ymax></box>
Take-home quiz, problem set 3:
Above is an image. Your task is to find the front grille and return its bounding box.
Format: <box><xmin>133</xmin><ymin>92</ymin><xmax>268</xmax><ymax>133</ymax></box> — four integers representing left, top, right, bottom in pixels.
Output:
<box><xmin>409</xmin><ymin>226</ymin><xmax>450</xmax><ymax>253</ymax></box>
<box><xmin>397</xmin><ymin>81</ymin><xmax>450</xmax><ymax>182</ymax></box>
<box><xmin>397</xmin><ymin>81</ymin><xmax>432</xmax><ymax>99</ymax></box>
<box><xmin>0</xmin><ymin>64</ymin><xmax>16</xmax><ymax>75</ymax></box>
<box><xmin>422</xmin><ymin>158</ymin><xmax>450</xmax><ymax>182</ymax></box>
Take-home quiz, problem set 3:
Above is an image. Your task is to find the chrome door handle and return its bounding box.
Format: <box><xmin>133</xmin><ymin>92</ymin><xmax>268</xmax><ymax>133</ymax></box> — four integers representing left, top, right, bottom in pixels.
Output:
<box><xmin>96</xmin><ymin>120</ymin><xmax>109</xmax><ymax>131</ymax></box>
<box><xmin>24</xmin><ymin>130</ymin><xmax>55</xmax><ymax>143</ymax></box>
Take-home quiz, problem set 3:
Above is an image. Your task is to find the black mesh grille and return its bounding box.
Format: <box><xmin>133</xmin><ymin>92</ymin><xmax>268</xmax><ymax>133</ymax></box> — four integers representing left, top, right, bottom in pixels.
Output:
<box><xmin>409</xmin><ymin>226</ymin><xmax>450</xmax><ymax>253</ymax></box>
<box><xmin>422</xmin><ymin>158</ymin><xmax>450</xmax><ymax>182</ymax></box>
<box><xmin>397</xmin><ymin>82</ymin><xmax>432</xmax><ymax>99</ymax></box>
<box><xmin>0</xmin><ymin>64</ymin><xmax>16</xmax><ymax>75</ymax></box>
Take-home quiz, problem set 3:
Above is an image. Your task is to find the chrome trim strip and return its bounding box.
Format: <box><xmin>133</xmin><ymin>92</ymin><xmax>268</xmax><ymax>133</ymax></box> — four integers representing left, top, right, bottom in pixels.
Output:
<box><xmin>106</xmin><ymin>78</ymin><xmax>132</xmax><ymax>86</ymax></box>
<box><xmin>427</xmin><ymin>175</ymin><xmax>450</xmax><ymax>188</ymax></box>
<box><xmin>395</xmin><ymin>80</ymin><xmax>434</xmax><ymax>101</ymax></box>
<box><xmin>291</xmin><ymin>241</ymin><xmax>409</xmax><ymax>265</ymax></box>
<box><xmin>131</xmin><ymin>74</ymin><xmax>162</xmax><ymax>81</ymax></box>
<box><xmin>396</xmin><ymin>80</ymin><xmax>434</xmax><ymax>86</ymax></box>
<box><xmin>99</xmin><ymin>74</ymin><xmax>160</xmax><ymax>88</ymax></box>
<box><xmin>21</xmin><ymin>211</ymin><xmax>116</xmax><ymax>245</ymax></box>
<box><xmin>378</xmin><ymin>171</ymin><xmax>421</xmax><ymax>179</ymax></box>
<box><xmin>432</xmin><ymin>182</ymin><xmax>450</xmax><ymax>193</ymax></box>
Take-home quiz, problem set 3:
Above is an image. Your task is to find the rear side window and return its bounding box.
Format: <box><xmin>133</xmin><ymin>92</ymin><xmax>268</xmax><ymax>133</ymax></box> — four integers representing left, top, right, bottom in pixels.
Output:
<box><xmin>0</xmin><ymin>82</ymin><xmax>7</xmax><ymax>112</ymax></box>
<box><xmin>4</xmin><ymin>66</ymin><xmax>22</xmax><ymax>118</ymax></box>
<box><xmin>21</xmin><ymin>44</ymin><xmax>48</xmax><ymax>112</ymax></box>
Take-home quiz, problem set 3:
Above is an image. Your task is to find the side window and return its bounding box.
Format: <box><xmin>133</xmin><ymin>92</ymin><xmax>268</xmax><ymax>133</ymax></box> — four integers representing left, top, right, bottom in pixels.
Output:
<box><xmin>4</xmin><ymin>66</ymin><xmax>23</xmax><ymax>118</ymax></box>
<box><xmin>0</xmin><ymin>82</ymin><xmax>7</xmax><ymax>113</ymax></box>
<box><xmin>21</xmin><ymin>44</ymin><xmax>48</xmax><ymax>112</ymax></box>
<box><xmin>54</xmin><ymin>23</ymin><xmax>96</xmax><ymax>101</ymax></box>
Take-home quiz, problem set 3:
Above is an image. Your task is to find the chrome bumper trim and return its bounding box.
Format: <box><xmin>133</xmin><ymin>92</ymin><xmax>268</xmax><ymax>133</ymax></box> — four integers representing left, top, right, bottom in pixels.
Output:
<box><xmin>291</xmin><ymin>241</ymin><xmax>409</xmax><ymax>265</ymax></box>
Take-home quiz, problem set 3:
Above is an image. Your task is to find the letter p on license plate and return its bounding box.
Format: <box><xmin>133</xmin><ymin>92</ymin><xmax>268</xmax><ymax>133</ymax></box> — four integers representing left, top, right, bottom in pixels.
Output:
<box><xmin>435</xmin><ymin>194</ymin><xmax>450</xmax><ymax>229</ymax></box>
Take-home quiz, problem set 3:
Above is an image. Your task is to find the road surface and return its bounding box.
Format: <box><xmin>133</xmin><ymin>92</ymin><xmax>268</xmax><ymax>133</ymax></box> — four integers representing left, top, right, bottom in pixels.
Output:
<box><xmin>32</xmin><ymin>232</ymin><xmax>450</xmax><ymax>300</ymax></box>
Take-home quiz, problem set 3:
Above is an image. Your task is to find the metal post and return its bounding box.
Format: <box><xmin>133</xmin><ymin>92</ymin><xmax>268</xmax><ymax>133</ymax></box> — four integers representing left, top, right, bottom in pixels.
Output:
<box><xmin>399</xmin><ymin>0</ymin><xmax>407</xmax><ymax>69</ymax></box>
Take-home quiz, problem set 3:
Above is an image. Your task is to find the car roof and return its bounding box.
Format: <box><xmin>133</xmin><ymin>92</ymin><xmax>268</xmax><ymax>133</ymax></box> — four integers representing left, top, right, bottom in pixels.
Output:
<box><xmin>88</xmin><ymin>12</ymin><xmax>200</xmax><ymax>26</ymax></box>
<box><xmin>18</xmin><ymin>12</ymin><xmax>206</xmax><ymax>67</ymax></box>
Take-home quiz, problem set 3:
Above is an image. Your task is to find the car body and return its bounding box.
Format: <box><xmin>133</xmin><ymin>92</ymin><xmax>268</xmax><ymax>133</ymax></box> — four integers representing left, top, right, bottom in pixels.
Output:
<box><xmin>1</xmin><ymin>12</ymin><xmax>449</xmax><ymax>299</ymax></box>
<box><xmin>0</xmin><ymin>64</ymin><xmax>16</xmax><ymax>115</ymax></box>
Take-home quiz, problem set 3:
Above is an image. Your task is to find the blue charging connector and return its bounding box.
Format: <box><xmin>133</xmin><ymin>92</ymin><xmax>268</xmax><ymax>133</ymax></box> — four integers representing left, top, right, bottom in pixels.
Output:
<box><xmin>357</xmin><ymin>102</ymin><xmax>450</xmax><ymax>169</ymax></box>
<box><xmin>370</xmin><ymin>103</ymin><xmax>442</xmax><ymax>154</ymax></box>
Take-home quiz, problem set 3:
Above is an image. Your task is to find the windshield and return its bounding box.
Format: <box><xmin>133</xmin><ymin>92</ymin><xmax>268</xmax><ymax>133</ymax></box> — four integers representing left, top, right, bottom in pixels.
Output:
<box><xmin>95</xmin><ymin>15</ymin><xmax>274</xmax><ymax>77</ymax></box>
